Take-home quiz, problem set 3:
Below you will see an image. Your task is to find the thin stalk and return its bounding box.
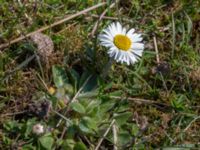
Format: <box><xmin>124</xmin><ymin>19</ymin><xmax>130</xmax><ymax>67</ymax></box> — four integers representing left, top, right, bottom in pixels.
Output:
<box><xmin>171</xmin><ymin>13</ymin><xmax>175</xmax><ymax>58</ymax></box>
<box><xmin>101</xmin><ymin>57</ymin><xmax>114</xmax><ymax>78</ymax></box>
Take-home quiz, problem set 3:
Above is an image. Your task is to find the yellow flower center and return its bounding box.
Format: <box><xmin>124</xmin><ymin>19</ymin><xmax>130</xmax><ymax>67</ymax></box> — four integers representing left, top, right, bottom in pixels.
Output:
<box><xmin>114</xmin><ymin>34</ymin><xmax>131</xmax><ymax>51</ymax></box>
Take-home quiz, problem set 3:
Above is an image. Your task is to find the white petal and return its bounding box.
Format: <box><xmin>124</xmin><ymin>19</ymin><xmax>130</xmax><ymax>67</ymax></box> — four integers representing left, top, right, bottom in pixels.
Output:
<box><xmin>133</xmin><ymin>34</ymin><xmax>143</xmax><ymax>42</ymax></box>
<box><xmin>105</xmin><ymin>23</ymin><xmax>118</xmax><ymax>37</ymax></box>
<box><xmin>131</xmin><ymin>43</ymin><xmax>144</xmax><ymax>50</ymax></box>
<box><xmin>110</xmin><ymin>22</ymin><xmax>116</xmax><ymax>29</ymax></box>
<box><xmin>109</xmin><ymin>51</ymin><xmax>115</xmax><ymax>58</ymax></box>
<box><xmin>128</xmin><ymin>52</ymin><xmax>138</xmax><ymax>64</ymax></box>
<box><xmin>119</xmin><ymin>54</ymin><xmax>124</xmax><ymax>63</ymax></box>
<box><xmin>110</xmin><ymin>48</ymin><xmax>118</xmax><ymax>58</ymax></box>
<box><xmin>108</xmin><ymin>47</ymin><xmax>117</xmax><ymax>54</ymax></box>
<box><xmin>110</xmin><ymin>23</ymin><xmax>118</xmax><ymax>35</ymax></box>
<box><xmin>103</xmin><ymin>29</ymin><xmax>114</xmax><ymax>39</ymax></box>
<box><xmin>99</xmin><ymin>38</ymin><xmax>110</xmax><ymax>43</ymax></box>
<box><xmin>122</xmin><ymin>28</ymin><xmax>127</xmax><ymax>35</ymax></box>
<box><xmin>116</xmin><ymin>22</ymin><xmax>123</xmax><ymax>34</ymax></box>
<box><xmin>118</xmin><ymin>52</ymin><xmax>125</xmax><ymax>62</ymax></box>
<box><xmin>100</xmin><ymin>41</ymin><xmax>114</xmax><ymax>48</ymax></box>
<box><xmin>133</xmin><ymin>49</ymin><xmax>143</xmax><ymax>57</ymax></box>
<box><xmin>122</xmin><ymin>54</ymin><xmax>128</xmax><ymax>63</ymax></box>
<box><xmin>99</xmin><ymin>34</ymin><xmax>113</xmax><ymax>42</ymax></box>
<box><xmin>128</xmin><ymin>33</ymin><xmax>143</xmax><ymax>42</ymax></box>
<box><xmin>126</xmin><ymin>55</ymin><xmax>130</xmax><ymax>65</ymax></box>
<box><xmin>129</xmin><ymin>50</ymin><xmax>139</xmax><ymax>58</ymax></box>
<box><xmin>114</xmin><ymin>50</ymin><xmax>121</xmax><ymax>60</ymax></box>
<box><xmin>121</xmin><ymin>53</ymin><xmax>128</xmax><ymax>65</ymax></box>
<box><xmin>126</xmin><ymin>28</ymin><xmax>135</xmax><ymax>36</ymax></box>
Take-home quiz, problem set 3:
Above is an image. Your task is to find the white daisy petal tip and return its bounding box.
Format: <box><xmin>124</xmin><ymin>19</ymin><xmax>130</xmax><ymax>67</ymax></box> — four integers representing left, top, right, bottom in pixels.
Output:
<box><xmin>99</xmin><ymin>22</ymin><xmax>144</xmax><ymax>65</ymax></box>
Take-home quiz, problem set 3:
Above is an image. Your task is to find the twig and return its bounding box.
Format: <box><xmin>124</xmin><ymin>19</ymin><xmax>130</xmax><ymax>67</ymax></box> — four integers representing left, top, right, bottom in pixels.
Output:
<box><xmin>112</xmin><ymin>121</ymin><xmax>118</xmax><ymax>150</ymax></box>
<box><xmin>159</xmin><ymin>72</ymin><xmax>169</xmax><ymax>92</ymax></box>
<box><xmin>91</xmin><ymin>14</ymin><xmax>118</xmax><ymax>21</ymax></box>
<box><xmin>83</xmin><ymin>136</ymin><xmax>95</xmax><ymax>149</ymax></box>
<box><xmin>184</xmin><ymin>116</ymin><xmax>200</xmax><ymax>132</ymax></box>
<box><xmin>0</xmin><ymin>2</ymin><xmax>107</xmax><ymax>50</ymax></box>
<box><xmin>36</xmin><ymin>72</ymin><xmax>49</xmax><ymax>91</ymax></box>
<box><xmin>110</xmin><ymin>96</ymin><xmax>171</xmax><ymax>108</ymax></box>
<box><xmin>55</xmin><ymin>22</ymin><xmax>78</xmax><ymax>34</ymax></box>
<box><xmin>90</xmin><ymin>2</ymin><xmax>116</xmax><ymax>37</ymax></box>
<box><xmin>1</xmin><ymin>110</ymin><xmax>27</xmax><ymax>117</ymax></box>
<box><xmin>171</xmin><ymin>13</ymin><xmax>175</xmax><ymax>58</ymax></box>
<box><xmin>90</xmin><ymin>14</ymin><xmax>134</xmax><ymax>23</ymax></box>
<box><xmin>163</xmin><ymin>130</ymin><xmax>175</xmax><ymax>143</ymax></box>
<box><xmin>153</xmin><ymin>36</ymin><xmax>160</xmax><ymax>64</ymax></box>
<box><xmin>95</xmin><ymin>119</ymin><xmax>115</xmax><ymax>150</ymax></box>
<box><xmin>52</xmin><ymin>109</ymin><xmax>72</xmax><ymax>125</ymax></box>
<box><xmin>60</xmin><ymin>127</ymin><xmax>67</xmax><ymax>139</ymax></box>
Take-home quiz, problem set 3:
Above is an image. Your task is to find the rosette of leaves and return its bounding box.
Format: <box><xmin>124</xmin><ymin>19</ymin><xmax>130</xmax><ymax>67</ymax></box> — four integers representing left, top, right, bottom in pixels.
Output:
<box><xmin>49</xmin><ymin>65</ymin><xmax>141</xmax><ymax>149</ymax></box>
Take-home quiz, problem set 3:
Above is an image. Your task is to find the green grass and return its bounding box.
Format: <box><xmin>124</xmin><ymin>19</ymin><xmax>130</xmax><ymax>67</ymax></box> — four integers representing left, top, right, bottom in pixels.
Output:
<box><xmin>0</xmin><ymin>0</ymin><xmax>200</xmax><ymax>149</ymax></box>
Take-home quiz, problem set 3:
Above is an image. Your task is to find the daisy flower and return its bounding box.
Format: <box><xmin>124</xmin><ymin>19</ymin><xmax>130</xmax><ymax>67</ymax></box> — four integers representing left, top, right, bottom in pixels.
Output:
<box><xmin>99</xmin><ymin>22</ymin><xmax>144</xmax><ymax>65</ymax></box>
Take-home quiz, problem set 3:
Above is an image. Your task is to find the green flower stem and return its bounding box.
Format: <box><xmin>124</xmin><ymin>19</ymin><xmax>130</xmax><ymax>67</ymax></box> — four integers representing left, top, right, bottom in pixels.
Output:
<box><xmin>101</xmin><ymin>57</ymin><xmax>114</xmax><ymax>78</ymax></box>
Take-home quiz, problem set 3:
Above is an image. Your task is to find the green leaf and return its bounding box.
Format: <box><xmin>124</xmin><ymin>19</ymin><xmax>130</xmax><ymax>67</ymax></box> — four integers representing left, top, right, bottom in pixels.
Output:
<box><xmin>100</xmin><ymin>99</ymin><xmax>116</xmax><ymax>113</ymax></box>
<box><xmin>85</xmin><ymin>99</ymin><xmax>101</xmax><ymax>113</ymax></box>
<box><xmin>79</xmin><ymin>121</ymin><xmax>90</xmax><ymax>133</ymax></box>
<box><xmin>49</xmin><ymin>96</ymin><xmax>58</xmax><ymax>109</ymax></box>
<box><xmin>61</xmin><ymin>139</ymin><xmax>75</xmax><ymax>150</ymax></box>
<box><xmin>73</xmin><ymin>142</ymin><xmax>87</xmax><ymax>150</ymax></box>
<box><xmin>23</xmin><ymin>118</ymin><xmax>36</xmax><ymax>138</ymax></box>
<box><xmin>118</xmin><ymin>130</ymin><xmax>132</xmax><ymax>146</ymax></box>
<box><xmin>170</xmin><ymin>94</ymin><xmax>186</xmax><ymax>111</ymax></box>
<box><xmin>70</xmin><ymin>102</ymin><xmax>85</xmax><ymax>114</ymax></box>
<box><xmin>84</xmin><ymin>75</ymin><xmax>98</xmax><ymax>92</ymax></box>
<box><xmin>22</xmin><ymin>144</ymin><xmax>36</xmax><ymax>150</ymax></box>
<box><xmin>83</xmin><ymin>116</ymin><xmax>97</xmax><ymax>130</ymax></box>
<box><xmin>109</xmin><ymin>90</ymin><xmax>123</xmax><ymax>97</ymax></box>
<box><xmin>52</xmin><ymin>65</ymin><xmax>68</xmax><ymax>88</ymax></box>
<box><xmin>85</xmin><ymin>47</ymin><xmax>95</xmax><ymax>61</ymax></box>
<box><xmin>131</xmin><ymin>124</ymin><xmax>139</xmax><ymax>136</ymax></box>
<box><xmin>114</xmin><ymin>112</ymin><xmax>132</xmax><ymax>126</ymax></box>
<box><xmin>79</xmin><ymin>71</ymin><xmax>90</xmax><ymax>89</ymax></box>
<box><xmin>77</xmin><ymin>90</ymin><xmax>98</xmax><ymax>99</ymax></box>
<box><xmin>63</xmin><ymin>83</ymin><xmax>74</xmax><ymax>95</ymax></box>
<box><xmin>67</xmin><ymin>125</ymin><xmax>77</xmax><ymax>138</ymax></box>
<box><xmin>68</xmin><ymin>68</ymin><xmax>80</xmax><ymax>92</ymax></box>
<box><xmin>39</xmin><ymin>134</ymin><xmax>54</xmax><ymax>150</ymax></box>
<box><xmin>79</xmin><ymin>116</ymin><xmax>97</xmax><ymax>133</ymax></box>
<box><xmin>79</xmin><ymin>72</ymin><xmax>98</xmax><ymax>92</ymax></box>
<box><xmin>162</xmin><ymin>147</ymin><xmax>192</xmax><ymax>150</ymax></box>
<box><xmin>3</xmin><ymin>120</ymin><xmax>21</xmax><ymax>132</ymax></box>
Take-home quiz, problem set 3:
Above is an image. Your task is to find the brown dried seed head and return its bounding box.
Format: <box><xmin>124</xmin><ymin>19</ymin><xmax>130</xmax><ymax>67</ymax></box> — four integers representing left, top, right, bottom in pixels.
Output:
<box><xmin>151</xmin><ymin>61</ymin><xmax>170</xmax><ymax>75</ymax></box>
<box><xmin>32</xmin><ymin>123</ymin><xmax>44</xmax><ymax>135</ymax></box>
<box><xmin>30</xmin><ymin>32</ymin><xmax>54</xmax><ymax>64</ymax></box>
